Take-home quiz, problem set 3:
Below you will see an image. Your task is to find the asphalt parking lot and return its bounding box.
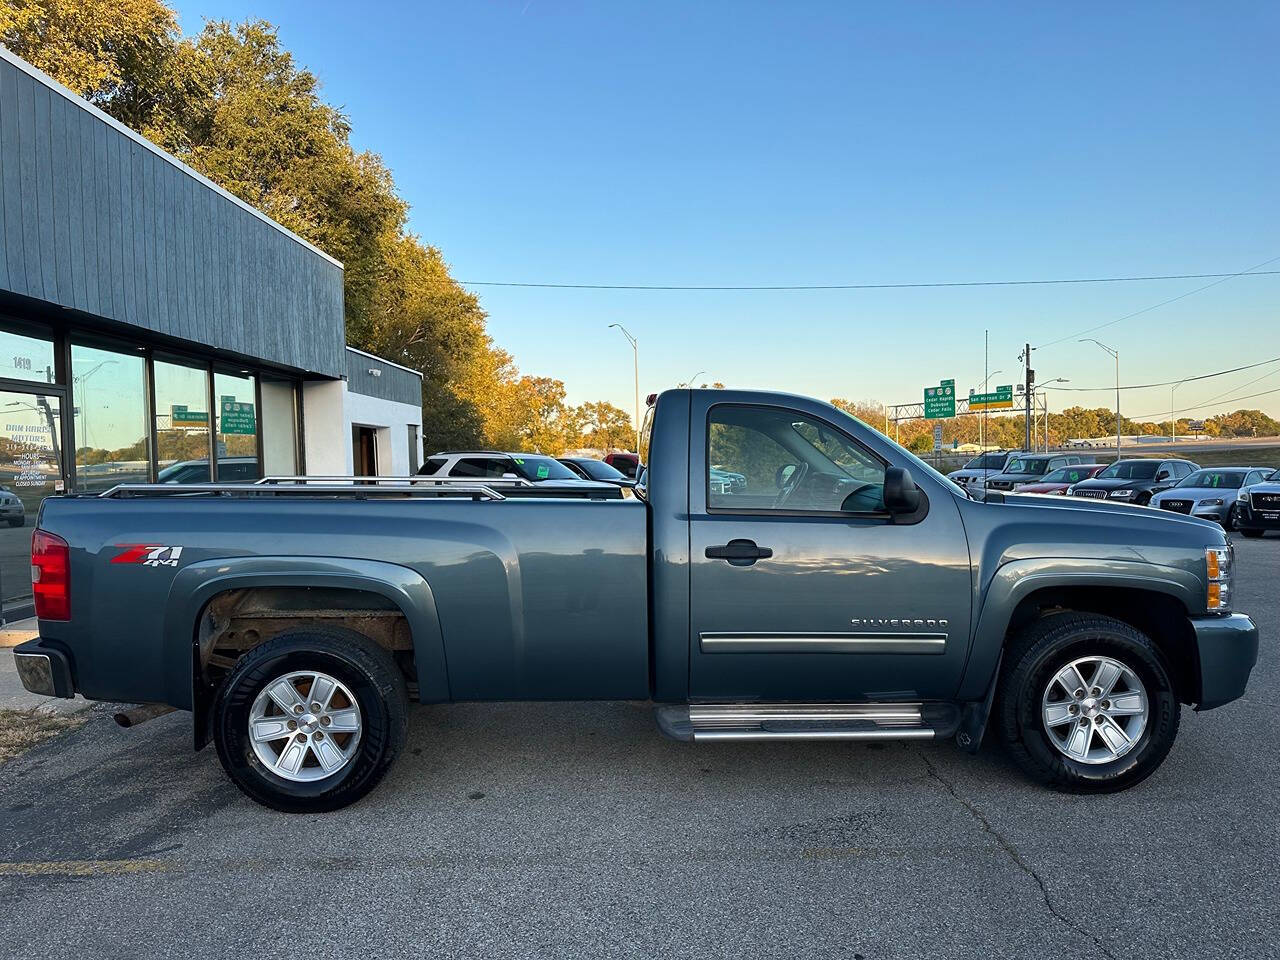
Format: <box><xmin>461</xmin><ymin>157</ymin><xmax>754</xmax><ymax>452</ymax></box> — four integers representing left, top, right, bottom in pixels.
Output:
<box><xmin>0</xmin><ymin>539</ymin><xmax>1276</xmax><ymax>960</ymax></box>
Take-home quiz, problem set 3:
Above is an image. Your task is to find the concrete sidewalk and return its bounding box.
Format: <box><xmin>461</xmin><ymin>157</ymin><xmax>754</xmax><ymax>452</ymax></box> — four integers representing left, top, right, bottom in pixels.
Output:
<box><xmin>0</xmin><ymin>618</ymin><xmax>91</xmax><ymax>715</ymax></box>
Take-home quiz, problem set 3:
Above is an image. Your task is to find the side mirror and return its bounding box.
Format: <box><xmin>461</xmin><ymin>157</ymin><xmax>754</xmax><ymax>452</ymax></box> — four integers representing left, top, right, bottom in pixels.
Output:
<box><xmin>775</xmin><ymin>464</ymin><xmax>797</xmax><ymax>489</ymax></box>
<box><xmin>502</xmin><ymin>472</ymin><xmax>520</xmax><ymax>480</ymax></box>
<box><xmin>883</xmin><ymin>466</ymin><xmax>921</xmax><ymax>514</ymax></box>
<box><xmin>1155</xmin><ymin>470</ymin><xmax>1170</xmax><ymax>481</ymax></box>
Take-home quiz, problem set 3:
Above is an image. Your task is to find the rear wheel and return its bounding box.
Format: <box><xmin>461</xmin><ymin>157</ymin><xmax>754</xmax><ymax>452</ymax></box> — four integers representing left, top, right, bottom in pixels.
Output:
<box><xmin>998</xmin><ymin>613</ymin><xmax>1179</xmax><ymax>792</ymax></box>
<box><xmin>212</xmin><ymin>630</ymin><xmax>409</xmax><ymax>812</ymax></box>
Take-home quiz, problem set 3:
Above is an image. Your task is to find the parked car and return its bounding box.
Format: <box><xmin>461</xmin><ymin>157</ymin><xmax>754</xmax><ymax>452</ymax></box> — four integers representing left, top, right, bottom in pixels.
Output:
<box><xmin>558</xmin><ymin>456</ymin><xmax>634</xmax><ymax>486</ymax></box>
<box><xmin>419</xmin><ymin>450</ymin><xmax>595</xmax><ymax>484</ymax></box>
<box><xmin>1013</xmin><ymin>463</ymin><xmax>1105</xmax><ymax>495</ymax></box>
<box><xmin>1232</xmin><ymin>468</ymin><xmax>1280</xmax><ymax>538</ymax></box>
<box><xmin>15</xmin><ymin>387</ymin><xmax>1257</xmax><ymax>812</ymax></box>
<box><xmin>157</xmin><ymin>457</ymin><xmax>260</xmax><ymax>484</ymax></box>
<box><xmin>948</xmin><ymin>450</ymin><xmax>1018</xmax><ymax>490</ymax></box>
<box><xmin>603</xmin><ymin>452</ymin><xmax>641</xmax><ymax>479</ymax></box>
<box><xmin>709</xmin><ymin>465</ymin><xmax>747</xmax><ymax>494</ymax></box>
<box><xmin>1150</xmin><ymin>467</ymin><xmax>1273</xmax><ymax>529</ymax></box>
<box><xmin>1069</xmin><ymin>458</ymin><xmax>1199</xmax><ymax>505</ymax></box>
<box><xmin>0</xmin><ymin>485</ymin><xmax>25</xmax><ymax>527</ymax></box>
<box><xmin>980</xmin><ymin>453</ymin><xmax>1086</xmax><ymax>493</ymax></box>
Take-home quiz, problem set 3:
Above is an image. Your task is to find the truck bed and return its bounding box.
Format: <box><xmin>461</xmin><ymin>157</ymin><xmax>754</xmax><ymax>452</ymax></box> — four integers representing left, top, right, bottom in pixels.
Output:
<box><xmin>37</xmin><ymin>493</ymin><xmax>650</xmax><ymax>707</ymax></box>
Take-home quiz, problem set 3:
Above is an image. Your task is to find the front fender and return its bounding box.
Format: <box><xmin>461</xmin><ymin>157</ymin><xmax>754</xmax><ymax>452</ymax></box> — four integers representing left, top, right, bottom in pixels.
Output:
<box><xmin>165</xmin><ymin>556</ymin><xmax>449</xmax><ymax>740</ymax></box>
<box><xmin>956</xmin><ymin>557</ymin><xmax>1200</xmax><ymax>699</ymax></box>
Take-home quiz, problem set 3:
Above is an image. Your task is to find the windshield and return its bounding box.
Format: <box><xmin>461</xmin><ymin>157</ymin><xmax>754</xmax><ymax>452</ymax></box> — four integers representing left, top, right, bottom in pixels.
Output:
<box><xmin>1038</xmin><ymin>468</ymin><xmax>1074</xmax><ymax>484</ymax></box>
<box><xmin>510</xmin><ymin>455</ymin><xmax>579</xmax><ymax>481</ymax></box>
<box><xmin>1005</xmin><ymin>457</ymin><xmax>1051</xmax><ymax>475</ymax></box>
<box><xmin>1177</xmin><ymin>470</ymin><xmax>1245</xmax><ymax>489</ymax></box>
<box><xmin>576</xmin><ymin>459</ymin><xmax>626</xmax><ymax>481</ymax></box>
<box><xmin>1097</xmin><ymin>460</ymin><xmax>1160</xmax><ymax>480</ymax></box>
<box><xmin>964</xmin><ymin>452</ymin><xmax>1006</xmax><ymax>470</ymax></box>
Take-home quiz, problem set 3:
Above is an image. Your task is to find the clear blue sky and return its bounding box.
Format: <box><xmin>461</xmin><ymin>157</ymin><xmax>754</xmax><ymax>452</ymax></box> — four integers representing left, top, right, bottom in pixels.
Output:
<box><xmin>170</xmin><ymin>1</ymin><xmax>1279</xmax><ymax>424</ymax></box>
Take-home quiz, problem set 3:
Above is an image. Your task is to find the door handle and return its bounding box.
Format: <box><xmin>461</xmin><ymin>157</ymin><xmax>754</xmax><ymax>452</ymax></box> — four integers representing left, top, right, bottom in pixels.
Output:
<box><xmin>705</xmin><ymin>539</ymin><xmax>773</xmax><ymax>566</ymax></box>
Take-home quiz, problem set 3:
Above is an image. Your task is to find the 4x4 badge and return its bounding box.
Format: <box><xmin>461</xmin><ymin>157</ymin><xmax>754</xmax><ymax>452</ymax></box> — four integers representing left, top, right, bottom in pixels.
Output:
<box><xmin>112</xmin><ymin>544</ymin><xmax>184</xmax><ymax>567</ymax></box>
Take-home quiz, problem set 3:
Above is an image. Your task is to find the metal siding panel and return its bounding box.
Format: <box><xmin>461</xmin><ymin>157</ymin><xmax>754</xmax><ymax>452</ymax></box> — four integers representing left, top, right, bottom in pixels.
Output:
<box><xmin>0</xmin><ymin>63</ymin><xmax>19</xmax><ymax>293</ymax></box>
<box><xmin>63</xmin><ymin>99</ymin><xmax>88</xmax><ymax>311</ymax></box>
<box><xmin>146</xmin><ymin>150</ymin><xmax>162</xmax><ymax>330</ymax></box>
<box><xmin>33</xmin><ymin>84</ymin><xmax>62</xmax><ymax>303</ymax></box>
<box><xmin>176</xmin><ymin>171</ymin><xmax>190</xmax><ymax>342</ymax></box>
<box><xmin>48</xmin><ymin>88</ymin><xmax>75</xmax><ymax>306</ymax></box>
<box><xmin>78</xmin><ymin>111</ymin><xmax>100</xmax><ymax>316</ymax></box>
<box><xmin>107</xmin><ymin>127</ymin><xmax>127</xmax><ymax>320</ymax></box>
<box><xmin>15</xmin><ymin>71</ymin><xmax>40</xmax><ymax>299</ymax></box>
<box><xmin>127</xmin><ymin>141</ymin><xmax>147</xmax><ymax>328</ymax></box>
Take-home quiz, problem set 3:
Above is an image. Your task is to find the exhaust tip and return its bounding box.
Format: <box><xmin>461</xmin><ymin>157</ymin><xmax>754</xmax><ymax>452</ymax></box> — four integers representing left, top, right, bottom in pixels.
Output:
<box><xmin>113</xmin><ymin>704</ymin><xmax>176</xmax><ymax>728</ymax></box>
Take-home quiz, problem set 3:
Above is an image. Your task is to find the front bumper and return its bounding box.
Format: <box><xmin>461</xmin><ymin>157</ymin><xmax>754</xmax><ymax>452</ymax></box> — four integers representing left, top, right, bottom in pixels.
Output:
<box><xmin>1234</xmin><ymin>501</ymin><xmax>1280</xmax><ymax>530</ymax></box>
<box><xmin>12</xmin><ymin>636</ymin><xmax>75</xmax><ymax>699</ymax></box>
<box><xmin>1191</xmin><ymin>613</ymin><xmax>1259</xmax><ymax>710</ymax></box>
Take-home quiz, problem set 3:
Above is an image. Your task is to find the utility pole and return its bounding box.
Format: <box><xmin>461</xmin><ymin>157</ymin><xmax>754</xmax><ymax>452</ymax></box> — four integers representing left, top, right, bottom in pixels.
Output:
<box><xmin>608</xmin><ymin>324</ymin><xmax>640</xmax><ymax>451</ymax></box>
<box><xmin>1021</xmin><ymin>342</ymin><xmax>1034</xmax><ymax>451</ymax></box>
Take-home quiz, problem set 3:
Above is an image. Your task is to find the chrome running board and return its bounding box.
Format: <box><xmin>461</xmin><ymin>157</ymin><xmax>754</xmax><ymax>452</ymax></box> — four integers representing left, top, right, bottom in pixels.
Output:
<box><xmin>656</xmin><ymin>702</ymin><xmax>958</xmax><ymax>743</ymax></box>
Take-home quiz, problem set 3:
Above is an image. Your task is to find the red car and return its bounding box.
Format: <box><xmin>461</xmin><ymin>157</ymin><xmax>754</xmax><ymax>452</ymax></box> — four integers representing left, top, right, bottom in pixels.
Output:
<box><xmin>1014</xmin><ymin>463</ymin><xmax>1105</xmax><ymax>495</ymax></box>
<box><xmin>603</xmin><ymin>452</ymin><xmax>641</xmax><ymax>479</ymax></box>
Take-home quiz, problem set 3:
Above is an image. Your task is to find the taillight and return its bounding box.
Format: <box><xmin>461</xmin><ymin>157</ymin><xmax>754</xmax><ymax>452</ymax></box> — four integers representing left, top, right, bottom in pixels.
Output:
<box><xmin>32</xmin><ymin>529</ymin><xmax>71</xmax><ymax>621</ymax></box>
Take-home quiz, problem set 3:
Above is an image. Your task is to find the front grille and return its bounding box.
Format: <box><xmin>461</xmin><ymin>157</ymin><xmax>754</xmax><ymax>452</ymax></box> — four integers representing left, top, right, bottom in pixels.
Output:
<box><xmin>1254</xmin><ymin>493</ymin><xmax>1280</xmax><ymax>511</ymax></box>
<box><xmin>1074</xmin><ymin>489</ymin><xmax>1108</xmax><ymax>500</ymax></box>
<box><xmin>1161</xmin><ymin>500</ymin><xmax>1193</xmax><ymax>514</ymax></box>
<box><xmin>987</xmin><ymin>479</ymin><xmax>1014</xmax><ymax>491</ymax></box>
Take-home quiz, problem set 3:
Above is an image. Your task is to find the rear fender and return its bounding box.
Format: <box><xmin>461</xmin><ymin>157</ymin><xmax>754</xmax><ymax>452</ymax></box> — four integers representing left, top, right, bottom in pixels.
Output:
<box><xmin>957</xmin><ymin>557</ymin><xmax>1200</xmax><ymax>700</ymax></box>
<box><xmin>164</xmin><ymin>556</ymin><xmax>448</xmax><ymax>748</ymax></box>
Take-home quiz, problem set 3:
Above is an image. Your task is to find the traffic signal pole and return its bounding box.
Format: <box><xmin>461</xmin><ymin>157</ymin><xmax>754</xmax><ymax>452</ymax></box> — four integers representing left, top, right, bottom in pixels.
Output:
<box><xmin>1022</xmin><ymin>342</ymin><xmax>1034</xmax><ymax>452</ymax></box>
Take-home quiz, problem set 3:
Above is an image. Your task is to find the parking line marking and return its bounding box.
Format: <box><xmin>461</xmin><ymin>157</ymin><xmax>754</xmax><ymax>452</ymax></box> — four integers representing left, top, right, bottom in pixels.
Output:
<box><xmin>0</xmin><ymin>858</ymin><xmax>171</xmax><ymax>877</ymax></box>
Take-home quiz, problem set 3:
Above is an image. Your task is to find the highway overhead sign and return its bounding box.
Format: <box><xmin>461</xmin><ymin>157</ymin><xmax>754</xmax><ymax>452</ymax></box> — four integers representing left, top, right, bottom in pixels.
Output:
<box><xmin>924</xmin><ymin>379</ymin><xmax>955</xmax><ymax>419</ymax></box>
<box><xmin>969</xmin><ymin>384</ymin><xmax>1014</xmax><ymax>411</ymax></box>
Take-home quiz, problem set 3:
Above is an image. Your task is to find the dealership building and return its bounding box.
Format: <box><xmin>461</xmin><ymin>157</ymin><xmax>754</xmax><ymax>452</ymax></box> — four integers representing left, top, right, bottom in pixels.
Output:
<box><xmin>0</xmin><ymin>47</ymin><xmax>424</xmax><ymax>614</ymax></box>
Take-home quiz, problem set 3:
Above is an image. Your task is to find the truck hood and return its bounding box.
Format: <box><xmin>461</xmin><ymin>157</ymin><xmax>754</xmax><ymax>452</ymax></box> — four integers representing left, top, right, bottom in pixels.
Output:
<box><xmin>1245</xmin><ymin>481</ymin><xmax>1280</xmax><ymax>496</ymax></box>
<box><xmin>988</xmin><ymin>488</ymin><xmax>1222</xmax><ymax>531</ymax></box>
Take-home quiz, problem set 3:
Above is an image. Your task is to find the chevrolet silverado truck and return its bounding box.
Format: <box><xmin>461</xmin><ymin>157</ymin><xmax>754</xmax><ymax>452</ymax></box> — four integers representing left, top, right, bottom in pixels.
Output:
<box><xmin>14</xmin><ymin>389</ymin><xmax>1259</xmax><ymax>812</ymax></box>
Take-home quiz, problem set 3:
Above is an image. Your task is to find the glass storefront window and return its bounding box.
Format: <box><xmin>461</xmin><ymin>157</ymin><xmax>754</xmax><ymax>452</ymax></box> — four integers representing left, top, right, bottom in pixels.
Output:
<box><xmin>214</xmin><ymin>371</ymin><xmax>260</xmax><ymax>482</ymax></box>
<box><xmin>154</xmin><ymin>359</ymin><xmax>211</xmax><ymax>483</ymax></box>
<box><xmin>0</xmin><ymin>389</ymin><xmax>63</xmax><ymax>606</ymax></box>
<box><xmin>0</xmin><ymin>328</ymin><xmax>57</xmax><ymax>385</ymax></box>
<box><xmin>260</xmin><ymin>376</ymin><xmax>299</xmax><ymax>476</ymax></box>
<box><xmin>71</xmin><ymin>343</ymin><xmax>149</xmax><ymax>492</ymax></box>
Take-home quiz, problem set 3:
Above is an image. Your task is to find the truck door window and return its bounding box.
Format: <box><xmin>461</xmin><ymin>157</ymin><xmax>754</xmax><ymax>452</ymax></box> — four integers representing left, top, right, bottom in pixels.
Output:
<box><xmin>707</xmin><ymin>405</ymin><xmax>886</xmax><ymax>514</ymax></box>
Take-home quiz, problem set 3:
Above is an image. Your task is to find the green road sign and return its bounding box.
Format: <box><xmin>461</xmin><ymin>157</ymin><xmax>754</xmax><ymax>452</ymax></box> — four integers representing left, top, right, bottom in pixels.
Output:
<box><xmin>968</xmin><ymin>384</ymin><xmax>1014</xmax><ymax>411</ymax></box>
<box><xmin>170</xmin><ymin>404</ymin><xmax>208</xmax><ymax>426</ymax></box>
<box><xmin>924</xmin><ymin>379</ymin><xmax>956</xmax><ymax>419</ymax></box>
<box><xmin>219</xmin><ymin>395</ymin><xmax>256</xmax><ymax>435</ymax></box>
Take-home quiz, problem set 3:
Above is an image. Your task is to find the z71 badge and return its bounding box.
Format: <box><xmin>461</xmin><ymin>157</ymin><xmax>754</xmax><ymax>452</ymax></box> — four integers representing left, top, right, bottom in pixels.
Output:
<box><xmin>111</xmin><ymin>544</ymin><xmax>184</xmax><ymax>567</ymax></box>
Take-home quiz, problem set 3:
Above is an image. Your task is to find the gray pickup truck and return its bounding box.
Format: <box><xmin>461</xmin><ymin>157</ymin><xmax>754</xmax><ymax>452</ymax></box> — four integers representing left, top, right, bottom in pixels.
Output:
<box><xmin>15</xmin><ymin>388</ymin><xmax>1258</xmax><ymax>812</ymax></box>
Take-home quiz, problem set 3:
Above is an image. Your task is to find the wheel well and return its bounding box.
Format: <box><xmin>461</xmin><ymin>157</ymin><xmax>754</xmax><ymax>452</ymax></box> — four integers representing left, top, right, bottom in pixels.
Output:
<box><xmin>195</xmin><ymin>586</ymin><xmax>418</xmax><ymax>696</ymax></box>
<box><xmin>1005</xmin><ymin>586</ymin><xmax>1198</xmax><ymax>703</ymax></box>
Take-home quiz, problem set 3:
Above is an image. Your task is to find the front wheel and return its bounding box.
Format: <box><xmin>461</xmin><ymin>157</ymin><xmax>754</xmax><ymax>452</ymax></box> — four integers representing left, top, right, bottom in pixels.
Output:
<box><xmin>1239</xmin><ymin>528</ymin><xmax>1265</xmax><ymax>538</ymax></box>
<box><xmin>997</xmin><ymin>613</ymin><xmax>1180</xmax><ymax>793</ymax></box>
<box><xmin>212</xmin><ymin>630</ymin><xmax>409</xmax><ymax>812</ymax></box>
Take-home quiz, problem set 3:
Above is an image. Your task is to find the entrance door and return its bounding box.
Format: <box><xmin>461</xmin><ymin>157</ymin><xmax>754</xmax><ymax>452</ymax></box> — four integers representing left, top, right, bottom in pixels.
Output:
<box><xmin>0</xmin><ymin>389</ymin><xmax>66</xmax><ymax>608</ymax></box>
<box><xmin>688</xmin><ymin>397</ymin><xmax>972</xmax><ymax>702</ymax></box>
<box><xmin>353</xmin><ymin>425</ymin><xmax>377</xmax><ymax>477</ymax></box>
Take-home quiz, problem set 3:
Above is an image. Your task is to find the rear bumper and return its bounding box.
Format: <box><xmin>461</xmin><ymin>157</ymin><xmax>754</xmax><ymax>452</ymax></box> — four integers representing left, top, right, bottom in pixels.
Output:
<box><xmin>12</xmin><ymin>637</ymin><xmax>75</xmax><ymax>699</ymax></box>
<box><xmin>1191</xmin><ymin>613</ymin><xmax>1259</xmax><ymax>710</ymax></box>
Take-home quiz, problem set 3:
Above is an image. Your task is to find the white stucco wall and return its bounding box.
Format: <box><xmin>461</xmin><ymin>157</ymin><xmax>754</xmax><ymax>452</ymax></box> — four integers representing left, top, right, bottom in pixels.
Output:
<box><xmin>301</xmin><ymin>378</ymin><xmax>423</xmax><ymax>477</ymax></box>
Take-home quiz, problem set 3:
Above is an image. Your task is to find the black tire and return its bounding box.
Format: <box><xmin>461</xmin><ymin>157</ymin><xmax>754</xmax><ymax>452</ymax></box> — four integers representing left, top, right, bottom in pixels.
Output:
<box><xmin>1135</xmin><ymin>492</ymin><xmax>1152</xmax><ymax>506</ymax></box>
<box><xmin>1239</xmin><ymin>528</ymin><xmax>1265</xmax><ymax>538</ymax></box>
<box><xmin>212</xmin><ymin>629</ymin><xmax>409</xmax><ymax>813</ymax></box>
<box><xmin>7</xmin><ymin>518</ymin><xmax>23</xmax><ymax>527</ymax></box>
<box><xmin>997</xmin><ymin>613</ymin><xmax>1180</xmax><ymax>793</ymax></box>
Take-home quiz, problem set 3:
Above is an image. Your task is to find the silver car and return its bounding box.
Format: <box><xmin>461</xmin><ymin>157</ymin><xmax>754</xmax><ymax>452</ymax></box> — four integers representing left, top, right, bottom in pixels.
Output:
<box><xmin>0</xmin><ymin>487</ymin><xmax>24</xmax><ymax>527</ymax></box>
<box><xmin>1149</xmin><ymin>467</ymin><xmax>1273</xmax><ymax>528</ymax></box>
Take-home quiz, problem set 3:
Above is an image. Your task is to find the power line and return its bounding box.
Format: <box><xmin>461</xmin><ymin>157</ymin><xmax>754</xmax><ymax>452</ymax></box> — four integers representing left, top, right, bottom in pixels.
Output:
<box><xmin>1035</xmin><ymin>255</ymin><xmax>1280</xmax><ymax>349</ymax></box>
<box><xmin>1188</xmin><ymin>364</ymin><xmax>1280</xmax><ymax>410</ymax></box>
<box><xmin>457</xmin><ymin>268</ymin><xmax>1280</xmax><ymax>293</ymax></box>
<box><xmin>1128</xmin><ymin>385</ymin><xmax>1280</xmax><ymax>421</ymax></box>
<box><xmin>1052</xmin><ymin>356</ymin><xmax>1280</xmax><ymax>392</ymax></box>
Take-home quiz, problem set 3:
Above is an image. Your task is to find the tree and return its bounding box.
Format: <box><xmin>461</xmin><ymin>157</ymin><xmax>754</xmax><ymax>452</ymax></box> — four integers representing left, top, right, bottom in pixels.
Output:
<box><xmin>574</xmin><ymin>400</ymin><xmax>635</xmax><ymax>451</ymax></box>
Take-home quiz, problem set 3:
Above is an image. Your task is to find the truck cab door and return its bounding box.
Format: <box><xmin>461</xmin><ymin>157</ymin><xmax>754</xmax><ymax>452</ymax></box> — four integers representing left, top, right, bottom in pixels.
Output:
<box><xmin>688</xmin><ymin>396</ymin><xmax>972</xmax><ymax>702</ymax></box>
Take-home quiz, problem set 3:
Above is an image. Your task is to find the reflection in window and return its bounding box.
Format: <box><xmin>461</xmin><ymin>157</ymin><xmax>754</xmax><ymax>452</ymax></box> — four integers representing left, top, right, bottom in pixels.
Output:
<box><xmin>72</xmin><ymin>343</ymin><xmax>149</xmax><ymax>491</ymax></box>
<box><xmin>0</xmin><ymin>390</ymin><xmax>63</xmax><ymax>606</ymax></box>
<box><xmin>0</xmin><ymin>328</ymin><xmax>56</xmax><ymax>384</ymax></box>
<box><xmin>154</xmin><ymin>359</ymin><xmax>210</xmax><ymax>482</ymax></box>
<box><xmin>708</xmin><ymin>406</ymin><xmax>886</xmax><ymax>513</ymax></box>
<box><xmin>214</xmin><ymin>372</ymin><xmax>259</xmax><ymax>482</ymax></box>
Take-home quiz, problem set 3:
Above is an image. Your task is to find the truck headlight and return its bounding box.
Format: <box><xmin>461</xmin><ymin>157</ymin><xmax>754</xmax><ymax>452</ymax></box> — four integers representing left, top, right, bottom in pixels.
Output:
<box><xmin>1109</xmin><ymin>489</ymin><xmax>1134</xmax><ymax>499</ymax></box>
<box><xmin>1236</xmin><ymin>488</ymin><xmax>1250</xmax><ymax>502</ymax></box>
<box><xmin>1206</xmin><ymin>545</ymin><xmax>1233</xmax><ymax>612</ymax></box>
<box><xmin>1064</xmin><ymin>485</ymin><xmax>1076</xmax><ymax>495</ymax></box>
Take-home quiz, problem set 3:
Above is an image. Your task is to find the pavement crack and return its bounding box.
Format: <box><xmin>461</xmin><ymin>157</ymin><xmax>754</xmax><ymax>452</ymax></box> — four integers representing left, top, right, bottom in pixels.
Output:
<box><xmin>917</xmin><ymin>750</ymin><xmax>1120</xmax><ymax>960</ymax></box>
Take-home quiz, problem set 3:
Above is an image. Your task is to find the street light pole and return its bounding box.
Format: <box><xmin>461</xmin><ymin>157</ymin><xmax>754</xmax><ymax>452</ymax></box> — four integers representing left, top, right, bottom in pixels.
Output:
<box><xmin>976</xmin><ymin>368</ymin><xmax>1002</xmax><ymax>452</ymax></box>
<box><xmin>1080</xmin><ymin>339</ymin><xmax>1120</xmax><ymax>456</ymax></box>
<box><xmin>1171</xmin><ymin>379</ymin><xmax>1186</xmax><ymax>442</ymax></box>
<box><xmin>608</xmin><ymin>324</ymin><xmax>640</xmax><ymax>451</ymax></box>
